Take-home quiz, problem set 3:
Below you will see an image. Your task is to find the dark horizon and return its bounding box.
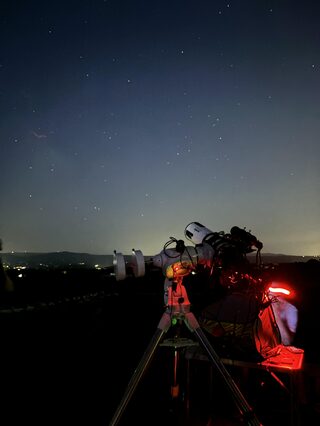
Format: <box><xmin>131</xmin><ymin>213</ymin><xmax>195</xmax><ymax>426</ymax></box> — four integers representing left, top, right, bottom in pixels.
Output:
<box><xmin>1</xmin><ymin>250</ymin><xmax>319</xmax><ymax>270</ymax></box>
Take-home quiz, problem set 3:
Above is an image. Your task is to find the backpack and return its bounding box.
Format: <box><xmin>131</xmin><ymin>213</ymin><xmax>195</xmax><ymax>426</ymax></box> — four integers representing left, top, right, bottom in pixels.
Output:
<box><xmin>199</xmin><ymin>291</ymin><xmax>281</xmax><ymax>361</ymax></box>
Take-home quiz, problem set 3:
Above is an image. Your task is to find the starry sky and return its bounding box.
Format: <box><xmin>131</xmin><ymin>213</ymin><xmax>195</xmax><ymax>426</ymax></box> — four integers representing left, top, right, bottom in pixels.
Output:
<box><xmin>1</xmin><ymin>0</ymin><xmax>320</xmax><ymax>257</ymax></box>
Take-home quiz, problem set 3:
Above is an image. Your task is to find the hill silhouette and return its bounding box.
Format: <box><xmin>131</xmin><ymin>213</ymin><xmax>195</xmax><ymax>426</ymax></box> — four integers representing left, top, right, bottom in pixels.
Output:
<box><xmin>1</xmin><ymin>251</ymin><xmax>318</xmax><ymax>269</ymax></box>
<box><xmin>1</xmin><ymin>251</ymin><xmax>114</xmax><ymax>268</ymax></box>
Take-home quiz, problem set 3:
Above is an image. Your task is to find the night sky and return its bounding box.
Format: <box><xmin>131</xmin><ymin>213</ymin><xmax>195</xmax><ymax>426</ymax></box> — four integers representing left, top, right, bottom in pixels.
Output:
<box><xmin>1</xmin><ymin>0</ymin><xmax>320</xmax><ymax>256</ymax></box>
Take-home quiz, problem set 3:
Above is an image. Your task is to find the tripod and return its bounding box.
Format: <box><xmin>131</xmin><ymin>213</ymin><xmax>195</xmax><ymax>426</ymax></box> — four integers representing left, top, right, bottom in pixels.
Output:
<box><xmin>109</xmin><ymin>274</ymin><xmax>262</xmax><ymax>426</ymax></box>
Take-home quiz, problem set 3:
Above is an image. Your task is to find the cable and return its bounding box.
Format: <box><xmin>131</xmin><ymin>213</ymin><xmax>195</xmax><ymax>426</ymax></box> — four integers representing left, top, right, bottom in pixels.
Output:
<box><xmin>163</xmin><ymin>237</ymin><xmax>181</xmax><ymax>259</ymax></box>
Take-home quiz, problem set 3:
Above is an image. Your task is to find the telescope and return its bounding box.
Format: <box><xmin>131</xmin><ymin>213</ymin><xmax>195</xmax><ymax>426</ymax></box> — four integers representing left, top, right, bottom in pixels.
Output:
<box><xmin>109</xmin><ymin>222</ymin><xmax>264</xmax><ymax>426</ymax></box>
<box><xmin>113</xmin><ymin>222</ymin><xmax>263</xmax><ymax>282</ymax></box>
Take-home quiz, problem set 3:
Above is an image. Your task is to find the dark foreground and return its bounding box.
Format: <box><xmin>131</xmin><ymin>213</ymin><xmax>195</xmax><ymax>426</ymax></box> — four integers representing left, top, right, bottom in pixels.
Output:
<box><xmin>1</xmin><ymin>262</ymin><xmax>320</xmax><ymax>425</ymax></box>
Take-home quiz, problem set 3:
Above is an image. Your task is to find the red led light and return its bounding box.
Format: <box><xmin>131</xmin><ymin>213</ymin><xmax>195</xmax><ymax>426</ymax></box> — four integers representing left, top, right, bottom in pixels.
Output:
<box><xmin>268</xmin><ymin>287</ymin><xmax>291</xmax><ymax>296</ymax></box>
<box><xmin>267</xmin><ymin>281</ymin><xmax>296</xmax><ymax>299</ymax></box>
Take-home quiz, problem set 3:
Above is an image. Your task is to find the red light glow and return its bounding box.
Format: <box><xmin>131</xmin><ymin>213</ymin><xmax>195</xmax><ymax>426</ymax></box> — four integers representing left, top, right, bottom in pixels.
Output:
<box><xmin>268</xmin><ymin>287</ymin><xmax>291</xmax><ymax>296</ymax></box>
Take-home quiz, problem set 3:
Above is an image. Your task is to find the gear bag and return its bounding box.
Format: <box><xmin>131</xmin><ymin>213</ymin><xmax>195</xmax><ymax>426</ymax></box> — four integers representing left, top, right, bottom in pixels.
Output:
<box><xmin>199</xmin><ymin>292</ymin><xmax>281</xmax><ymax>361</ymax></box>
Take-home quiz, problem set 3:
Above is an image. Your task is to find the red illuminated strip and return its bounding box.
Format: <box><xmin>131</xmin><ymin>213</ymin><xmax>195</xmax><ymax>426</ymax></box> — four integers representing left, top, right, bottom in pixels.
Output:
<box><xmin>268</xmin><ymin>287</ymin><xmax>290</xmax><ymax>295</ymax></box>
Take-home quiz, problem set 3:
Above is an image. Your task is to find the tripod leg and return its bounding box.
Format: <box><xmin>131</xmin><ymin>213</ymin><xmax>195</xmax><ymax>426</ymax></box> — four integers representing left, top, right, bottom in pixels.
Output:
<box><xmin>184</xmin><ymin>312</ymin><xmax>262</xmax><ymax>426</ymax></box>
<box><xmin>171</xmin><ymin>348</ymin><xmax>180</xmax><ymax>398</ymax></box>
<box><xmin>109</xmin><ymin>313</ymin><xmax>172</xmax><ymax>426</ymax></box>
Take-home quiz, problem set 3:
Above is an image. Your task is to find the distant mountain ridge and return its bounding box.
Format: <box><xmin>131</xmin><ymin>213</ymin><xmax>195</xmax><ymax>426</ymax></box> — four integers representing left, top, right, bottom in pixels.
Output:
<box><xmin>247</xmin><ymin>252</ymin><xmax>319</xmax><ymax>264</ymax></box>
<box><xmin>1</xmin><ymin>251</ymin><xmax>319</xmax><ymax>269</ymax></box>
<box><xmin>1</xmin><ymin>251</ymin><xmax>114</xmax><ymax>268</ymax></box>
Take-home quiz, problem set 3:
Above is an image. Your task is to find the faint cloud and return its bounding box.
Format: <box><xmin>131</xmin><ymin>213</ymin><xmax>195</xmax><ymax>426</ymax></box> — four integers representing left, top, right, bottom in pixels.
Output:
<box><xmin>32</xmin><ymin>130</ymin><xmax>47</xmax><ymax>139</ymax></box>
